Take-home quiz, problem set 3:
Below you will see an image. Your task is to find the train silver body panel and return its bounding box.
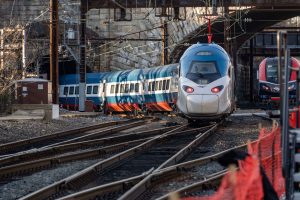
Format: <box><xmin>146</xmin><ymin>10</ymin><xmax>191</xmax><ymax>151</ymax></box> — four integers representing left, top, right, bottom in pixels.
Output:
<box><xmin>176</xmin><ymin>43</ymin><xmax>235</xmax><ymax>120</ymax></box>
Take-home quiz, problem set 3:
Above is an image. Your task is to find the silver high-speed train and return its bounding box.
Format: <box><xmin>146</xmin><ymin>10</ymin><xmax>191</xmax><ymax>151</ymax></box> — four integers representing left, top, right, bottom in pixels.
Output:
<box><xmin>176</xmin><ymin>43</ymin><xmax>235</xmax><ymax>122</ymax></box>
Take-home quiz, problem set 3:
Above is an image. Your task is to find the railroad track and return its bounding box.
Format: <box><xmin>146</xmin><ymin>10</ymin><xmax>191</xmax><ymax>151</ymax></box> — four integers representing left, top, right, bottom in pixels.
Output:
<box><xmin>0</xmin><ymin>119</ymin><xmax>140</xmax><ymax>156</ymax></box>
<box><xmin>2</xmin><ymin>115</ymin><xmax>272</xmax><ymax>200</ymax></box>
<box><xmin>18</xmin><ymin>123</ymin><xmax>218</xmax><ymax>200</ymax></box>
<box><xmin>58</xmin><ymin>142</ymin><xmax>247</xmax><ymax>200</ymax></box>
<box><xmin>0</xmin><ymin>126</ymin><xmax>179</xmax><ymax>181</ymax></box>
<box><xmin>0</xmin><ymin>125</ymin><xmax>177</xmax><ymax>168</ymax></box>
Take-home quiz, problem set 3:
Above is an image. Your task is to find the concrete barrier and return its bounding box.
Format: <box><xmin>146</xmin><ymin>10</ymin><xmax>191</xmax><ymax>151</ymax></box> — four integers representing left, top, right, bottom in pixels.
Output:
<box><xmin>11</xmin><ymin>104</ymin><xmax>59</xmax><ymax>120</ymax></box>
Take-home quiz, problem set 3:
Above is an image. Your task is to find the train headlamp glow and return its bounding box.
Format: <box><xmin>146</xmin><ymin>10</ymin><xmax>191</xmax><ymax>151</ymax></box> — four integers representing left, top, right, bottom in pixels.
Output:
<box><xmin>262</xmin><ymin>85</ymin><xmax>270</xmax><ymax>91</ymax></box>
<box><xmin>183</xmin><ymin>85</ymin><xmax>194</xmax><ymax>93</ymax></box>
<box><xmin>211</xmin><ymin>85</ymin><xmax>224</xmax><ymax>93</ymax></box>
<box><xmin>288</xmin><ymin>83</ymin><xmax>296</xmax><ymax>90</ymax></box>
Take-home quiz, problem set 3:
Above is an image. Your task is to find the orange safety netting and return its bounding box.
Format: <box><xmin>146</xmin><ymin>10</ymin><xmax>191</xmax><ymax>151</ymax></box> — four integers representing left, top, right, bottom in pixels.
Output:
<box><xmin>183</xmin><ymin>126</ymin><xmax>285</xmax><ymax>200</ymax></box>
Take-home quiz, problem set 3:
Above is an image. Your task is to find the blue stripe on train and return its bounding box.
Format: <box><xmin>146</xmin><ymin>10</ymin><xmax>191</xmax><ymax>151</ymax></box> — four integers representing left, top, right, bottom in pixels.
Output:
<box><xmin>59</xmin><ymin>97</ymin><xmax>102</xmax><ymax>105</ymax></box>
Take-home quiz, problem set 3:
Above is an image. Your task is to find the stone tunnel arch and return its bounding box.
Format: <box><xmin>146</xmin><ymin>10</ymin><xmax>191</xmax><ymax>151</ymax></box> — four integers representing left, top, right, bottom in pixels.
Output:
<box><xmin>170</xmin><ymin>8</ymin><xmax>300</xmax><ymax>105</ymax></box>
<box><xmin>171</xmin><ymin>8</ymin><xmax>300</xmax><ymax>62</ymax></box>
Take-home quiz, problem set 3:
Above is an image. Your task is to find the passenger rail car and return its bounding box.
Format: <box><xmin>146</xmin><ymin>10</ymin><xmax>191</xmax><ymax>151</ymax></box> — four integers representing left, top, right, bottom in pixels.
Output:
<box><xmin>176</xmin><ymin>43</ymin><xmax>235</xmax><ymax>121</ymax></box>
<box><xmin>258</xmin><ymin>57</ymin><xmax>300</xmax><ymax>107</ymax></box>
<box><xmin>59</xmin><ymin>64</ymin><xmax>178</xmax><ymax>113</ymax></box>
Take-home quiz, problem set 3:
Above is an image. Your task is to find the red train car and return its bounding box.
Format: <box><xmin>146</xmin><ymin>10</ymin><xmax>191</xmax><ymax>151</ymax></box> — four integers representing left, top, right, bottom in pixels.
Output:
<box><xmin>258</xmin><ymin>57</ymin><xmax>300</xmax><ymax>108</ymax></box>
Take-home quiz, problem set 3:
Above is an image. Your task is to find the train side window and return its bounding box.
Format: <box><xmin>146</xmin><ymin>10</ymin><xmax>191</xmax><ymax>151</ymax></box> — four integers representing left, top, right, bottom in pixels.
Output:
<box><xmin>152</xmin><ymin>82</ymin><xmax>155</xmax><ymax>91</ymax></box>
<box><xmin>125</xmin><ymin>84</ymin><xmax>129</xmax><ymax>93</ymax></box>
<box><xmin>159</xmin><ymin>81</ymin><xmax>162</xmax><ymax>90</ymax></box>
<box><xmin>155</xmin><ymin>81</ymin><xmax>159</xmax><ymax>91</ymax></box>
<box><xmin>110</xmin><ymin>85</ymin><xmax>115</xmax><ymax>94</ymax></box>
<box><xmin>148</xmin><ymin>82</ymin><xmax>152</xmax><ymax>92</ymax></box>
<box><xmin>120</xmin><ymin>84</ymin><xmax>125</xmax><ymax>93</ymax></box>
<box><xmin>130</xmin><ymin>83</ymin><xmax>134</xmax><ymax>92</ymax></box>
<box><xmin>135</xmin><ymin>83</ymin><xmax>139</xmax><ymax>92</ymax></box>
<box><xmin>63</xmin><ymin>87</ymin><xmax>69</xmax><ymax>95</ymax></box>
<box><xmin>93</xmin><ymin>86</ymin><xmax>99</xmax><ymax>94</ymax></box>
<box><xmin>69</xmin><ymin>86</ymin><xmax>75</xmax><ymax>95</ymax></box>
<box><xmin>166</xmin><ymin>80</ymin><xmax>170</xmax><ymax>90</ymax></box>
<box><xmin>75</xmin><ymin>86</ymin><xmax>79</xmax><ymax>95</ymax></box>
<box><xmin>116</xmin><ymin>84</ymin><xmax>119</xmax><ymax>93</ymax></box>
<box><xmin>87</xmin><ymin>85</ymin><xmax>92</xmax><ymax>94</ymax></box>
<box><xmin>162</xmin><ymin>80</ymin><xmax>166</xmax><ymax>90</ymax></box>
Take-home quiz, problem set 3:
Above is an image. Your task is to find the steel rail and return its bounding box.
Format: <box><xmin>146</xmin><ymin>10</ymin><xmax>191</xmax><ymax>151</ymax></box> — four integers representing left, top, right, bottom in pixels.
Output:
<box><xmin>55</xmin><ymin>138</ymin><xmax>248</xmax><ymax>200</ymax></box>
<box><xmin>118</xmin><ymin>123</ymin><xmax>219</xmax><ymax>200</ymax></box>
<box><xmin>0</xmin><ymin>126</ymin><xmax>177</xmax><ymax>167</ymax></box>
<box><xmin>0</xmin><ymin>137</ymin><xmax>151</xmax><ymax>181</ymax></box>
<box><xmin>0</xmin><ymin>119</ymin><xmax>134</xmax><ymax>155</ymax></box>
<box><xmin>19</xmin><ymin>125</ymin><xmax>188</xmax><ymax>200</ymax></box>
<box><xmin>56</xmin><ymin>171</ymin><xmax>152</xmax><ymax>200</ymax></box>
<box><xmin>156</xmin><ymin>170</ymin><xmax>227</xmax><ymax>200</ymax></box>
<box><xmin>40</xmin><ymin>120</ymin><xmax>146</xmax><ymax>148</ymax></box>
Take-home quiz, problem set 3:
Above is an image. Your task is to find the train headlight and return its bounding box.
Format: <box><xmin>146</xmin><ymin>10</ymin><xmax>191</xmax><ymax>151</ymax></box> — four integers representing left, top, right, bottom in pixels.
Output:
<box><xmin>211</xmin><ymin>85</ymin><xmax>224</xmax><ymax>93</ymax></box>
<box><xmin>288</xmin><ymin>83</ymin><xmax>296</xmax><ymax>91</ymax></box>
<box><xmin>183</xmin><ymin>85</ymin><xmax>194</xmax><ymax>93</ymax></box>
<box><xmin>262</xmin><ymin>85</ymin><xmax>270</xmax><ymax>91</ymax></box>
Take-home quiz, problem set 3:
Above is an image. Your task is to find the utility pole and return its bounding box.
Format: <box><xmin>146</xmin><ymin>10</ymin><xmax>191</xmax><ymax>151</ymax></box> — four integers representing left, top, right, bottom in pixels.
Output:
<box><xmin>22</xmin><ymin>29</ymin><xmax>26</xmax><ymax>79</ymax></box>
<box><xmin>79</xmin><ymin>0</ymin><xmax>87</xmax><ymax>111</ymax></box>
<box><xmin>163</xmin><ymin>21</ymin><xmax>168</xmax><ymax>65</ymax></box>
<box><xmin>50</xmin><ymin>0</ymin><xmax>59</xmax><ymax>104</ymax></box>
<box><xmin>223</xmin><ymin>6</ymin><xmax>230</xmax><ymax>53</ymax></box>
<box><xmin>249</xmin><ymin>38</ymin><xmax>253</xmax><ymax>102</ymax></box>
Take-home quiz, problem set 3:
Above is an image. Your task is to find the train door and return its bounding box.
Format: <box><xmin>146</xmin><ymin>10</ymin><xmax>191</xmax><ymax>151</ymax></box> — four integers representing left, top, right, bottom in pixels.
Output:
<box><xmin>170</xmin><ymin>66</ymin><xmax>179</xmax><ymax>102</ymax></box>
<box><xmin>103</xmin><ymin>80</ymin><xmax>108</xmax><ymax>113</ymax></box>
<box><xmin>141</xmin><ymin>79</ymin><xmax>146</xmax><ymax>106</ymax></box>
<box><xmin>229</xmin><ymin>63</ymin><xmax>236</xmax><ymax>111</ymax></box>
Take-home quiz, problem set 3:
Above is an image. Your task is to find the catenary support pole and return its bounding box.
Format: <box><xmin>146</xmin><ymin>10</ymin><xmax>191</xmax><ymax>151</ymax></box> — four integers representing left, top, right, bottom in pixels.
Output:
<box><xmin>79</xmin><ymin>0</ymin><xmax>87</xmax><ymax>111</ymax></box>
<box><xmin>50</xmin><ymin>0</ymin><xmax>59</xmax><ymax>104</ymax></box>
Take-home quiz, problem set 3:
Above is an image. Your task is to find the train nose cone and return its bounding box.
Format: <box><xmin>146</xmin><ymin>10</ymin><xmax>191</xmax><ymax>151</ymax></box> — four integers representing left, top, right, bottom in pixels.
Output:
<box><xmin>186</xmin><ymin>94</ymin><xmax>219</xmax><ymax>114</ymax></box>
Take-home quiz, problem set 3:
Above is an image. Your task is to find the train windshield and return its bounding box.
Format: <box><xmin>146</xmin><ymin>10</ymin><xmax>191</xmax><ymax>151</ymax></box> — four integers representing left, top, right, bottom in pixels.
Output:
<box><xmin>266</xmin><ymin>64</ymin><xmax>278</xmax><ymax>83</ymax></box>
<box><xmin>182</xmin><ymin>61</ymin><xmax>221</xmax><ymax>84</ymax></box>
<box><xmin>266</xmin><ymin>59</ymin><xmax>292</xmax><ymax>83</ymax></box>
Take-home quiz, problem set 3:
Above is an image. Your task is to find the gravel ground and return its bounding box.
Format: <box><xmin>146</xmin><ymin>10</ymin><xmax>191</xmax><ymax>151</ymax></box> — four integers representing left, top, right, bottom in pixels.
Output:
<box><xmin>140</xmin><ymin>115</ymin><xmax>274</xmax><ymax>200</ymax></box>
<box><xmin>0</xmin><ymin>111</ymin><xmax>274</xmax><ymax>200</ymax></box>
<box><xmin>0</xmin><ymin>158</ymin><xmax>102</xmax><ymax>200</ymax></box>
<box><xmin>0</xmin><ymin>111</ymin><xmax>123</xmax><ymax>144</ymax></box>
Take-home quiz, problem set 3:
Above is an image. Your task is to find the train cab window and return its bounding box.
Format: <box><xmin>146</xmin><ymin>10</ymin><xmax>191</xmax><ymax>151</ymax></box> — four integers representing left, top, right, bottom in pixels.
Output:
<box><xmin>69</xmin><ymin>86</ymin><xmax>75</xmax><ymax>95</ymax></box>
<box><xmin>135</xmin><ymin>83</ymin><xmax>139</xmax><ymax>92</ymax></box>
<box><xmin>120</xmin><ymin>84</ymin><xmax>125</xmax><ymax>93</ymax></box>
<box><xmin>166</xmin><ymin>80</ymin><xmax>170</xmax><ymax>90</ymax></box>
<box><xmin>162</xmin><ymin>80</ymin><xmax>167</xmax><ymax>90</ymax></box>
<box><xmin>93</xmin><ymin>86</ymin><xmax>98</xmax><ymax>94</ymax></box>
<box><xmin>75</xmin><ymin>86</ymin><xmax>79</xmax><ymax>95</ymax></box>
<box><xmin>110</xmin><ymin>85</ymin><xmax>115</xmax><ymax>94</ymax></box>
<box><xmin>130</xmin><ymin>83</ymin><xmax>134</xmax><ymax>93</ymax></box>
<box><xmin>63</xmin><ymin>87</ymin><xmax>69</xmax><ymax>95</ymax></box>
<box><xmin>159</xmin><ymin>81</ymin><xmax>162</xmax><ymax>90</ymax></box>
<box><xmin>125</xmin><ymin>84</ymin><xmax>129</xmax><ymax>93</ymax></box>
<box><xmin>115</xmin><ymin>84</ymin><xmax>119</xmax><ymax>93</ymax></box>
<box><xmin>87</xmin><ymin>86</ymin><xmax>92</xmax><ymax>94</ymax></box>
<box><xmin>185</xmin><ymin>62</ymin><xmax>221</xmax><ymax>85</ymax></box>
